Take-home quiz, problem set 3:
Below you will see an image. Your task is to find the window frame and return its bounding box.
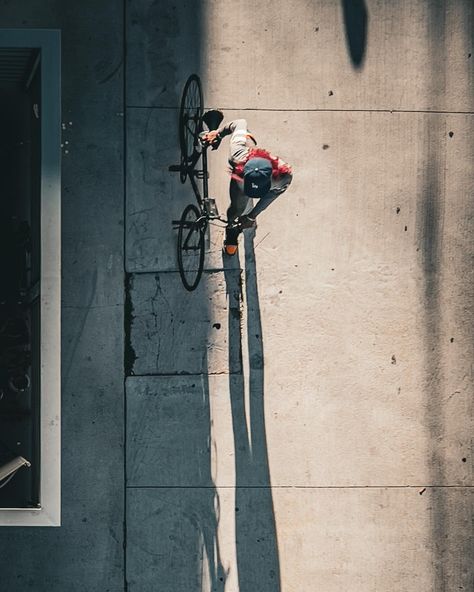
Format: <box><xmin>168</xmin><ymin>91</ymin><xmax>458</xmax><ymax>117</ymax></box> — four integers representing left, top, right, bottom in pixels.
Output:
<box><xmin>0</xmin><ymin>28</ymin><xmax>61</xmax><ymax>526</ymax></box>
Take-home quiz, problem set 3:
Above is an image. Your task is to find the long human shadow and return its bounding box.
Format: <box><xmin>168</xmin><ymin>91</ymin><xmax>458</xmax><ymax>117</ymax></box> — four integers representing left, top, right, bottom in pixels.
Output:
<box><xmin>223</xmin><ymin>229</ymin><xmax>281</xmax><ymax>592</ymax></box>
<box><xmin>341</xmin><ymin>0</ymin><xmax>368</xmax><ymax>69</ymax></box>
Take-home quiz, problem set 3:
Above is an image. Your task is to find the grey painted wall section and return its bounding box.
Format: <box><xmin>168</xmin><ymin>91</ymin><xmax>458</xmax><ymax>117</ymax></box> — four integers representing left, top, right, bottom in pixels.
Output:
<box><xmin>0</xmin><ymin>2</ymin><xmax>124</xmax><ymax>590</ymax></box>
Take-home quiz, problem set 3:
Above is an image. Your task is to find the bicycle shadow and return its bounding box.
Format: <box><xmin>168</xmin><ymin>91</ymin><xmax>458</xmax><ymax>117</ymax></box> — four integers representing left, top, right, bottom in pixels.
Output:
<box><xmin>223</xmin><ymin>228</ymin><xmax>281</xmax><ymax>592</ymax></box>
<box><xmin>190</xmin><ymin>368</ymin><xmax>228</xmax><ymax>592</ymax></box>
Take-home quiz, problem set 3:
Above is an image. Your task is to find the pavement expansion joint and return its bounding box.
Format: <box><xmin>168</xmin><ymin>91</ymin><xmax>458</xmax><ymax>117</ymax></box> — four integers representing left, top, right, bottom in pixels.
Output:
<box><xmin>126</xmin><ymin>105</ymin><xmax>474</xmax><ymax>115</ymax></box>
<box><xmin>125</xmin><ymin>485</ymin><xmax>474</xmax><ymax>490</ymax></box>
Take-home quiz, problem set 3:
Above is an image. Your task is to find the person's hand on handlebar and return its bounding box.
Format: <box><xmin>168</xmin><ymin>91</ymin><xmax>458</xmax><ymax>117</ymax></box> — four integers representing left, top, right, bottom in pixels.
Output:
<box><xmin>201</xmin><ymin>130</ymin><xmax>222</xmax><ymax>149</ymax></box>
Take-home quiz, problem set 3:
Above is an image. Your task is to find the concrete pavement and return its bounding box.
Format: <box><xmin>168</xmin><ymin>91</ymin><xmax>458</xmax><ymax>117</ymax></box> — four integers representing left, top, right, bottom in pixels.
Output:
<box><xmin>0</xmin><ymin>1</ymin><xmax>472</xmax><ymax>590</ymax></box>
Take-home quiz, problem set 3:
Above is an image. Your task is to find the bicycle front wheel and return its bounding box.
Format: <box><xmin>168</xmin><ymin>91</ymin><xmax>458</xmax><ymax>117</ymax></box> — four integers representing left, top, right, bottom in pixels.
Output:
<box><xmin>177</xmin><ymin>204</ymin><xmax>205</xmax><ymax>291</ymax></box>
<box><xmin>179</xmin><ymin>74</ymin><xmax>203</xmax><ymax>166</ymax></box>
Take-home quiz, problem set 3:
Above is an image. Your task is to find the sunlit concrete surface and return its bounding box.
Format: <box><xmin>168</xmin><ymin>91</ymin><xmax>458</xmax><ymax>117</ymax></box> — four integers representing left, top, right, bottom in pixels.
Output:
<box><xmin>0</xmin><ymin>0</ymin><xmax>472</xmax><ymax>590</ymax></box>
<box><xmin>125</xmin><ymin>0</ymin><xmax>473</xmax><ymax>590</ymax></box>
<box><xmin>203</xmin><ymin>110</ymin><xmax>473</xmax><ymax>488</ymax></box>
<box><xmin>130</xmin><ymin>0</ymin><xmax>473</xmax><ymax>112</ymax></box>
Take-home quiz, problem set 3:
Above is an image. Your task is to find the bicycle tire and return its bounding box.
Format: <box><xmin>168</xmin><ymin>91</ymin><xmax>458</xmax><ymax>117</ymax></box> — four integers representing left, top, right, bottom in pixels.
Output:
<box><xmin>179</xmin><ymin>74</ymin><xmax>203</xmax><ymax>167</ymax></box>
<box><xmin>177</xmin><ymin>204</ymin><xmax>205</xmax><ymax>291</ymax></box>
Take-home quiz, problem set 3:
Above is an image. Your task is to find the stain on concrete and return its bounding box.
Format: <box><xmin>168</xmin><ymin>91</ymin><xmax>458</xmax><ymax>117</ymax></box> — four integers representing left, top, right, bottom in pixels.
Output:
<box><xmin>125</xmin><ymin>273</ymin><xmax>137</xmax><ymax>376</ymax></box>
<box><xmin>97</xmin><ymin>58</ymin><xmax>124</xmax><ymax>85</ymax></box>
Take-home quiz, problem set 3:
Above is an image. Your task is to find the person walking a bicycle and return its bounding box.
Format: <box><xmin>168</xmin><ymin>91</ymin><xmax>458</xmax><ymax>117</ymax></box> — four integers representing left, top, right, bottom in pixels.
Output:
<box><xmin>202</xmin><ymin>117</ymin><xmax>293</xmax><ymax>256</ymax></box>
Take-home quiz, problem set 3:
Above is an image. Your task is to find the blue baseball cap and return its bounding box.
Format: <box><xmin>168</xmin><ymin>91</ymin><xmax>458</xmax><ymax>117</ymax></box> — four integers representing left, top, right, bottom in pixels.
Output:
<box><xmin>243</xmin><ymin>157</ymin><xmax>272</xmax><ymax>198</ymax></box>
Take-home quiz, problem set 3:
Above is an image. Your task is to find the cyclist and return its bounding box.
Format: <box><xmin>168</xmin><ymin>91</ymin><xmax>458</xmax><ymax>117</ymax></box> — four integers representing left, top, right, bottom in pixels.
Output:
<box><xmin>203</xmin><ymin>118</ymin><xmax>293</xmax><ymax>255</ymax></box>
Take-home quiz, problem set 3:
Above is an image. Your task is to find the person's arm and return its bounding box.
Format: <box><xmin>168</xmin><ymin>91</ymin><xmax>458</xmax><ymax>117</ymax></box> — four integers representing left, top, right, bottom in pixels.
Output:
<box><xmin>204</xmin><ymin>119</ymin><xmax>250</xmax><ymax>163</ymax></box>
<box><xmin>215</xmin><ymin>119</ymin><xmax>244</xmax><ymax>138</ymax></box>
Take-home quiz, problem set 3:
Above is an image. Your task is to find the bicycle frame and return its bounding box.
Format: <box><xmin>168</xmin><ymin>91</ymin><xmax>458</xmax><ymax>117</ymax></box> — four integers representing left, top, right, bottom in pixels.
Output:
<box><xmin>169</xmin><ymin>143</ymin><xmax>227</xmax><ymax>227</ymax></box>
<box><xmin>169</xmin><ymin>76</ymin><xmax>244</xmax><ymax>291</ymax></box>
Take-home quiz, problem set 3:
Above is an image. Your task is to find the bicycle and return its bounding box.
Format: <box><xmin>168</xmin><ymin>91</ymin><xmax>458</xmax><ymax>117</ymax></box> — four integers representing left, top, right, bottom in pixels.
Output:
<box><xmin>168</xmin><ymin>74</ymin><xmax>239</xmax><ymax>291</ymax></box>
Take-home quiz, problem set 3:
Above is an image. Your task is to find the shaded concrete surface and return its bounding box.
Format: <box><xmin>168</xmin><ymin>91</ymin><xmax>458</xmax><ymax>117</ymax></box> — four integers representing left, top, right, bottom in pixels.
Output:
<box><xmin>127</xmin><ymin>271</ymin><xmax>241</xmax><ymax>375</ymax></box>
<box><xmin>418</xmin><ymin>7</ymin><xmax>471</xmax><ymax>590</ymax></box>
<box><xmin>0</xmin><ymin>2</ymin><xmax>124</xmax><ymax>591</ymax></box>
<box><xmin>126</xmin><ymin>108</ymin><xmax>226</xmax><ymax>272</ymax></box>
<box><xmin>125</xmin><ymin>1</ymin><xmax>234</xmax><ymax>590</ymax></box>
<box><xmin>126</xmin><ymin>0</ymin><xmax>202</xmax><ymax>108</ymax></box>
<box><xmin>127</xmin><ymin>487</ymin><xmax>226</xmax><ymax>592</ymax></box>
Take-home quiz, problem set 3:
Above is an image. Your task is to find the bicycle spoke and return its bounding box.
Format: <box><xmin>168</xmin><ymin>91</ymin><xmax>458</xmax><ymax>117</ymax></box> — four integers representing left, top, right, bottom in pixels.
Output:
<box><xmin>183</xmin><ymin>226</ymin><xmax>199</xmax><ymax>250</ymax></box>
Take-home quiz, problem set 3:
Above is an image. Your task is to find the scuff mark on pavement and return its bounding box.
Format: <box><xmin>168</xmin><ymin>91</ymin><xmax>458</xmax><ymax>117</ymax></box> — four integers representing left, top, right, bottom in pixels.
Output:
<box><xmin>98</xmin><ymin>58</ymin><xmax>124</xmax><ymax>85</ymax></box>
<box><xmin>254</xmin><ymin>232</ymin><xmax>271</xmax><ymax>250</ymax></box>
<box><xmin>447</xmin><ymin>390</ymin><xmax>460</xmax><ymax>401</ymax></box>
<box><xmin>63</xmin><ymin>268</ymin><xmax>98</xmax><ymax>388</ymax></box>
<box><xmin>125</xmin><ymin>273</ymin><xmax>137</xmax><ymax>376</ymax></box>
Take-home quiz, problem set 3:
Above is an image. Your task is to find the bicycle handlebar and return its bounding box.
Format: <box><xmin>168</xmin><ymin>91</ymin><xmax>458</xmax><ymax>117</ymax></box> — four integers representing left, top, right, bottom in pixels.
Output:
<box><xmin>199</xmin><ymin>132</ymin><xmax>222</xmax><ymax>150</ymax></box>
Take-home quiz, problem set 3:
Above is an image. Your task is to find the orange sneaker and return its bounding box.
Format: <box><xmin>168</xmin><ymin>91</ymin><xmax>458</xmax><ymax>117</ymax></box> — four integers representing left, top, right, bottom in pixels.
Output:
<box><xmin>224</xmin><ymin>243</ymin><xmax>238</xmax><ymax>256</ymax></box>
<box><xmin>223</xmin><ymin>226</ymin><xmax>240</xmax><ymax>256</ymax></box>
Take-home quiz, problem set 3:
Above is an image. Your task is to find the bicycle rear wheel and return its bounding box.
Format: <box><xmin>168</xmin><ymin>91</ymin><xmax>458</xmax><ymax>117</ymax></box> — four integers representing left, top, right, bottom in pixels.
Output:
<box><xmin>179</xmin><ymin>74</ymin><xmax>203</xmax><ymax>167</ymax></box>
<box><xmin>177</xmin><ymin>204</ymin><xmax>205</xmax><ymax>291</ymax></box>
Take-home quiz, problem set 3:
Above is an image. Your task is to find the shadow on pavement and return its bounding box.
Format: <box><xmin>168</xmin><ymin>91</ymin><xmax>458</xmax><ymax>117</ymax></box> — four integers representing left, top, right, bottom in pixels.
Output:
<box><xmin>223</xmin><ymin>228</ymin><xmax>281</xmax><ymax>592</ymax></box>
<box><xmin>341</xmin><ymin>0</ymin><xmax>368</xmax><ymax>69</ymax></box>
<box><xmin>179</xmin><ymin>368</ymin><xmax>228</xmax><ymax>592</ymax></box>
<box><xmin>419</xmin><ymin>2</ymin><xmax>473</xmax><ymax>588</ymax></box>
